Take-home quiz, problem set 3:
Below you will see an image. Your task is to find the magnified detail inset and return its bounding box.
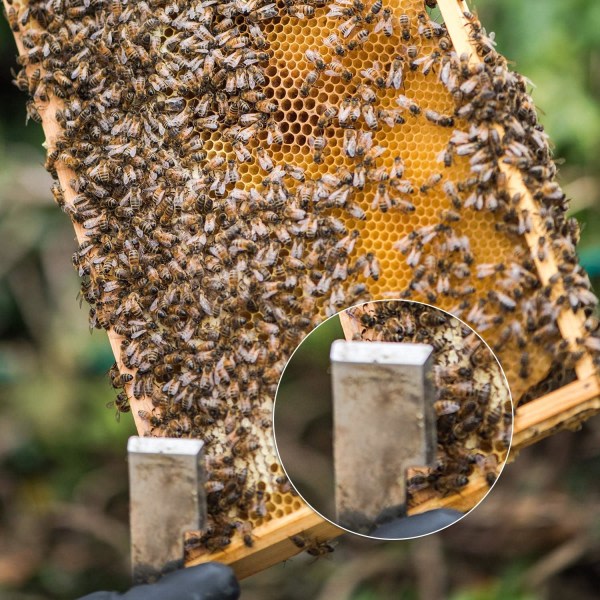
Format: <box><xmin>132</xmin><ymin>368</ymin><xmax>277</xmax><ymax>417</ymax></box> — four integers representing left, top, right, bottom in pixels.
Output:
<box><xmin>274</xmin><ymin>300</ymin><xmax>513</xmax><ymax>539</ymax></box>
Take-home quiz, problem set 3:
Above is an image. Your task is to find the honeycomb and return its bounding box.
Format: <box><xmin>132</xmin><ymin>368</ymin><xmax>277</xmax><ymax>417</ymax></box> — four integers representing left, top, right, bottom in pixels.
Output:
<box><xmin>195</xmin><ymin>2</ymin><xmax>580</xmax><ymax>402</ymax></box>
<box><xmin>6</xmin><ymin>0</ymin><xmax>599</xmax><ymax>558</ymax></box>
<box><xmin>343</xmin><ymin>300</ymin><xmax>511</xmax><ymax>508</ymax></box>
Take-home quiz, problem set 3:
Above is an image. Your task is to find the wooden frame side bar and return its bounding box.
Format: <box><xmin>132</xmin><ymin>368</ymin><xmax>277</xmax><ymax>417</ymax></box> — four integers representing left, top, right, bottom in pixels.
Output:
<box><xmin>3</xmin><ymin>1</ymin><xmax>153</xmax><ymax>435</ymax></box>
<box><xmin>437</xmin><ymin>0</ymin><xmax>596</xmax><ymax>381</ymax></box>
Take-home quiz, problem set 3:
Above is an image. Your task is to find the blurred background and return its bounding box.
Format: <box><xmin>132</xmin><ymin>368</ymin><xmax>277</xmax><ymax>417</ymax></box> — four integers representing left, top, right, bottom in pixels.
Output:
<box><xmin>0</xmin><ymin>0</ymin><xmax>599</xmax><ymax>598</ymax></box>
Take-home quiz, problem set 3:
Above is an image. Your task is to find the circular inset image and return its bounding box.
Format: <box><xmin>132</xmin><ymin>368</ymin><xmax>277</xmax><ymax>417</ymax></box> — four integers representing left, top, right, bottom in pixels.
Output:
<box><xmin>274</xmin><ymin>300</ymin><xmax>513</xmax><ymax>539</ymax></box>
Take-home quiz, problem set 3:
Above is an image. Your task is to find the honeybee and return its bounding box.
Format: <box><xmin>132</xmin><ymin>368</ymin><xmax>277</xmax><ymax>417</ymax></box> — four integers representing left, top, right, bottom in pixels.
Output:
<box><xmin>453</xmin><ymin>415</ymin><xmax>482</xmax><ymax>439</ymax></box>
<box><xmin>305</xmin><ymin>49</ymin><xmax>326</xmax><ymax>70</ymax></box>
<box><xmin>519</xmin><ymin>352</ymin><xmax>530</xmax><ymax>379</ymax></box>
<box><xmin>205</xmin><ymin>536</ymin><xmax>232</xmax><ymax>553</ymax></box>
<box><xmin>339</xmin><ymin>14</ymin><xmax>363</xmax><ymax>39</ymax></box>
<box><xmin>434</xmin><ymin>400</ymin><xmax>460</xmax><ymax>416</ymax></box>
<box><xmin>290</xmin><ymin>535</ymin><xmax>337</xmax><ymax>557</ymax></box>
<box><xmin>435</xmin><ymin>364</ymin><xmax>473</xmax><ymax>383</ymax></box>
<box><xmin>361</xmin><ymin>61</ymin><xmax>386</xmax><ymax>88</ymax></box>
<box><xmin>266</xmin><ymin>120</ymin><xmax>284</xmax><ymax>145</ymax></box>
<box><xmin>425</xmin><ymin>109</ymin><xmax>454</xmax><ymax>127</ymax></box>
<box><xmin>398</xmin><ymin>13</ymin><xmax>411</xmax><ymax>40</ymax></box>
<box><xmin>412</xmin><ymin>50</ymin><xmax>441</xmax><ymax>76</ymax></box>
<box><xmin>353</xmin><ymin>252</ymin><xmax>380</xmax><ymax>281</ymax></box>
<box><xmin>317</xmin><ymin>103</ymin><xmax>337</xmax><ymax>128</ymax></box>
<box><xmin>300</xmin><ymin>69</ymin><xmax>320</xmax><ymax>97</ymax></box>
<box><xmin>442</xmin><ymin>181</ymin><xmax>461</xmax><ymax>208</ymax></box>
<box><xmin>322</xmin><ymin>33</ymin><xmax>347</xmax><ymax>57</ymax></box>
<box><xmin>386</xmin><ymin>57</ymin><xmax>404</xmax><ymax>90</ymax></box>
<box><xmin>396</xmin><ymin>94</ymin><xmax>421</xmax><ymax>115</ymax></box>
<box><xmin>338</xmin><ymin>97</ymin><xmax>360</xmax><ymax>127</ymax></box>
<box><xmin>324</xmin><ymin>60</ymin><xmax>353</xmax><ymax>82</ymax></box>
<box><xmin>371</xmin><ymin>183</ymin><xmax>394</xmax><ymax>213</ymax></box>
<box><xmin>475</xmin><ymin>454</ymin><xmax>498</xmax><ymax>486</ymax></box>
<box><xmin>308</xmin><ymin>135</ymin><xmax>327</xmax><ymax>163</ymax></box>
<box><xmin>433</xmin><ymin>474</ymin><xmax>469</xmax><ymax>494</ymax></box>
<box><xmin>373</xmin><ymin>8</ymin><xmax>394</xmax><ymax>37</ymax></box>
<box><xmin>307</xmin><ymin>540</ymin><xmax>337</xmax><ymax>557</ymax></box>
<box><xmin>420</xmin><ymin>173</ymin><xmax>443</xmax><ymax>194</ymax></box>
<box><xmin>356</xmin><ymin>83</ymin><xmax>377</xmax><ymax>103</ymax></box>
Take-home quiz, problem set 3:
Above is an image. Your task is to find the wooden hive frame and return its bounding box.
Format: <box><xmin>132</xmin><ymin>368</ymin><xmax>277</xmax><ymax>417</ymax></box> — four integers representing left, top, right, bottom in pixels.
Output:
<box><xmin>3</xmin><ymin>0</ymin><xmax>599</xmax><ymax>581</ymax></box>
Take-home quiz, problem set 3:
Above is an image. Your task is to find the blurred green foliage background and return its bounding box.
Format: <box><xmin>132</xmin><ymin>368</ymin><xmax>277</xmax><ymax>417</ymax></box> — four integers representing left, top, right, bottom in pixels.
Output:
<box><xmin>0</xmin><ymin>0</ymin><xmax>599</xmax><ymax>598</ymax></box>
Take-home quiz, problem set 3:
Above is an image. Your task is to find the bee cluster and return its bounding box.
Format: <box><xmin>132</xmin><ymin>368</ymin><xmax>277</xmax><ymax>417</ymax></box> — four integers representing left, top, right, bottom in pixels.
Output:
<box><xmin>256</xmin><ymin>0</ymin><xmax>599</xmax><ymax>402</ymax></box>
<box><xmin>7</xmin><ymin>0</ymin><xmax>599</xmax><ymax>552</ymax></box>
<box><xmin>346</xmin><ymin>301</ymin><xmax>511</xmax><ymax>502</ymax></box>
<box><xmin>391</xmin><ymin>11</ymin><xmax>600</xmax><ymax>399</ymax></box>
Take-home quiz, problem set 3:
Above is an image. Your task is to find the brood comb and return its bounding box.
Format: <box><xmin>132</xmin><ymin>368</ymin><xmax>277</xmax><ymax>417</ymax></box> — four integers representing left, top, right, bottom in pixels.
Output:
<box><xmin>4</xmin><ymin>0</ymin><xmax>600</xmax><ymax>578</ymax></box>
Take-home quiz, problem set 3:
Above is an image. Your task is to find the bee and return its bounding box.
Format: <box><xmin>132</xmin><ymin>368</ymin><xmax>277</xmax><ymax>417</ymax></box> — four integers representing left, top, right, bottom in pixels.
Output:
<box><xmin>440</xmin><ymin>208</ymin><xmax>461</xmax><ymax>223</ymax></box>
<box><xmin>475</xmin><ymin>454</ymin><xmax>498</xmax><ymax>487</ymax></box>
<box><xmin>373</xmin><ymin>8</ymin><xmax>394</xmax><ymax>37</ymax></box>
<box><xmin>412</xmin><ymin>50</ymin><xmax>441</xmax><ymax>76</ymax></box>
<box><xmin>355</xmin><ymin>84</ymin><xmax>376</xmax><ymax>105</ymax></box>
<box><xmin>519</xmin><ymin>352</ymin><xmax>530</xmax><ymax>379</ymax></box>
<box><xmin>338</xmin><ymin>97</ymin><xmax>360</xmax><ymax>127</ymax></box>
<box><xmin>284</xmin><ymin>164</ymin><xmax>305</xmax><ymax>182</ymax></box>
<box><xmin>353</xmin><ymin>252</ymin><xmax>379</xmax><ymax>281</ymax></box>
<box><xmin>361</xmin><ymin>61</ymin><xmax>386</xmax><ymax>88</ymax></box>
<box><xmin>275</xmin><ymin>475</ymin><xmax>292</xmax><ymax>494</ymax></box>
<box><xmin>434</xmin><ymin>400</ymin><xmax>460</xmax><ymax>416</ymax></box>
<box><xmin>485</xmin><ymin>400</ymin><xmax>503</xmax><ymax>427</ymax></box>
<box><xmin>396</xmin><ymin>94</ymin><xmax>421</xmax><ymax>115</ymax></box>
<box><xmin>370</xmin><ymin>0</ymin><xmax>383</xmax><ymax>15</ymax></box>
<box><xmin>288</xmin><ymin>3</ymin><xmax>315</xmax><ymax>18</ymax></box>
<box><xmin>370</xmin><ymin>183</ymin><xmax>393</xmax><ymax>212</ymax></box>
<box><xmin>339</xmin><ymin>14</ymin><xmax>363</xmax><ymax>39</ymax></box>
<box><xmin>317</xmin><ymin>103</ymin><xmax>337</xmax><ymax>128</ymax></box>
<box><xmin>452</xmin><ymin>415</ymin><xmax>482</xmax><ymax>439</ymax></box>
<box><xmin>425</xmin><ymin>109</ymin><xmax>454</xmax><ymax>127</ymax></box>
<box><xmin>391</xmin><ymin>12</ymin><xmax>409</xmax><ymax>40</ymax></box>
<box><xmin>536</xmin><ymin>236</ymin><xmax>549</xmax><ymax>261</ymax></box>
<box><xmin>6</xmin><ymin>5</ymin><xmax>20</xmax><ymax>31</ymax></box>
<box><xmin>266</xmin><ymin>120</ymin><xmax>284</xmax><ymax>145</ymax></box>
<box><xmin>386</xmin><ymin>57</ymin><xmax>404</xmax><ymax>90</ymax></box>
<box><xmin>325</xmin><ymin>60</ymin><xmax>353</xmax><ymax>82</ymax></box>
<box><xmin>419</xmin><ymin>173</ymin><xmax>443</xmax><ymax>194</ymax></box>
<box><xmin>253</xmin><ymin>147</ymin><xmax>273</xmax><ymax>173</ymax></box>
<box><xmin>305</xmin><ymin>49</ymin><xmax>326</xmax><ymax>71</ymax></box>
<box><xmin>307</xmin><ymin>540</ymin><xmax>337</xmax><ymax>557</ymax></box>
<box><xmin>418</xmin><ymin>309</ymin><xmax>447</xmax><ymax>327</ymax></box>
<box><xmin>300</xmin><ymin>69</ymin><xmax>320</xmax><ymax>97</ymax></box>
<box><xmin>435</xmin><ymin>364</ymin><xmax>473</xmax><ymax>382</ymax></box>
<box><xmin>443</xmin><ymin>380</ymin><xmax>478</xmax><ymax>400</ymax></box>
<box><xmin>433</xmin><ymin>474</ymin><xmax>469</xmax><ymax>494</ymax></box>
<box><xmin>330</xmin><ymin>230</ymin><xmax>358</xmax><ymax>259</ymax></box>
<box><xmin>488</xmin><ymin>290</ymin><xmax>517</xmax><ymax>312</ymax></box>
<box><xmin>291</xmin><ymin>535</ymin><xmax>337</xmax><ymax>557</ymax></box>
<box><xmin>205</xmin><ymin>536</ymin><xmax>232</xmax><ymax>553</ymax></box>
<box><xmin>323</xmin><ymin>33</ymin><xmax>347</xmax><ymax>57</ymax></box>
<box><xmin>408</xmin><ymin>473</ymin><xmax>434</xmax><ymax>498</ymax></box>
<box><xmin>308</xmin><ymin>135</ymin><xmax>327</xmax><ymax>163</ymax></box>
<box><xmin>290</xmin><ymin>535</ymin><xmax>306</xmax><ymax>549</ymax></box>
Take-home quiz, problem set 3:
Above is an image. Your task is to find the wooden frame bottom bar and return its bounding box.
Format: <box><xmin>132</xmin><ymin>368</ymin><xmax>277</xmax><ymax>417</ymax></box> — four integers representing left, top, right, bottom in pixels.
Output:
<box><xmin>185</xmin><ymin>506</ymin><xmax>342</xmax><ymax>579</ymax></box>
